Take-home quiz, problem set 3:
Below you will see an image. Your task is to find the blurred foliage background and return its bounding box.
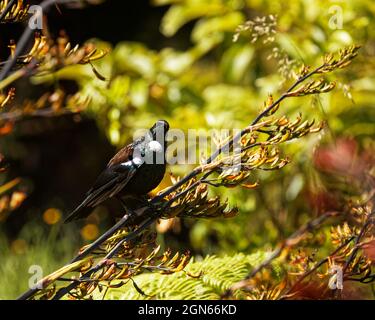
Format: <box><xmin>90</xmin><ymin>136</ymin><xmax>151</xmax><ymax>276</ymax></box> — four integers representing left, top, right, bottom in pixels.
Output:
<box><xmin>0</xmin><ymin>0</ymin><xmax>374</xmax><ymax>299</ymax></box>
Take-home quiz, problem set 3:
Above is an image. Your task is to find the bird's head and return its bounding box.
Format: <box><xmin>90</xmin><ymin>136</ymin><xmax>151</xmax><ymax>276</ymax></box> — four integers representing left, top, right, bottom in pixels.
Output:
<box><xmin>150</xmin><ymin>120</ymin><xmax>169</xmax><ymax>140</ymax></box>
<box><xmin>132</xmin><ymin>120</ymin><xmax>169</xmax><ymax>163</ymax></box>
<box><xmin>139</xmin><ymin>120</ymin><xmax>169</xmax><ymax>162</ymax></box>
<box><xmin>150</xmin><ymin>120</ymin><xmax>169</xmax><ymax>139</ymax></box>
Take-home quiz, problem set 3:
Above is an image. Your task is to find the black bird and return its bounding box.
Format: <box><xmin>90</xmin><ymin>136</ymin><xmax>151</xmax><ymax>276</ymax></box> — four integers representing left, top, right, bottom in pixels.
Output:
<box><xmin>64</xmin><ymin>120</ymin><xmax>169</xmax><ymax>223</ymax></box>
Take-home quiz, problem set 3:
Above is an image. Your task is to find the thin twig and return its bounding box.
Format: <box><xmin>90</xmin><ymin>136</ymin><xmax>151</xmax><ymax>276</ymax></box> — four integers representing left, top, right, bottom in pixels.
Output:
<box><xmin>343</xmin><ymin>211</ymin><xmax>374</xmax><ymax>273</ymax></box>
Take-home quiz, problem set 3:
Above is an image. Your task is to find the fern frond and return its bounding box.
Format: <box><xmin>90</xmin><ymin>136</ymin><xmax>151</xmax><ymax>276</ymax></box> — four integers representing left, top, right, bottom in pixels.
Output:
<box><xmin>96</xmin><ymin>252</ymin><xmax>270</xmax><ymax>300</ymax></box>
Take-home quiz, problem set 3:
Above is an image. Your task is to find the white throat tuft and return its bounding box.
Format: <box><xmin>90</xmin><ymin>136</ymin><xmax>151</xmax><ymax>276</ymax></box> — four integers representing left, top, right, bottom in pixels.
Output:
<box><xmin>148</xmin><ymin>140</ymin><xmax>163</xmax><ymax>153</ymax></box>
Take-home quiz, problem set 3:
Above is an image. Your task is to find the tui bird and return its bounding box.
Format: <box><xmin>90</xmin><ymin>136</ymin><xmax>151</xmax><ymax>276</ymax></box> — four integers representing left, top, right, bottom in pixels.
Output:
<box><xmin>64</xmin><ymin>120</ymin><xmax>169</xmax><ymax>223</ymax></box>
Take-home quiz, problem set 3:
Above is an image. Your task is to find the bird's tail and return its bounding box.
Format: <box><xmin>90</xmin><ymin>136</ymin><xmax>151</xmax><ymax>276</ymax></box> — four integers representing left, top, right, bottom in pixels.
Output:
<box><xmin>64</xmin><ymin>202</ymin><xmax>93</xmax><ymax>223</ymax></box>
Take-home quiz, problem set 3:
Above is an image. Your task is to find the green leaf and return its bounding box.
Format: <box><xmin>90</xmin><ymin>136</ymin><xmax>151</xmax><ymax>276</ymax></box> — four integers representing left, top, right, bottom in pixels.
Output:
<box><xmin>221</xmin><ymin>43</ymin><xmax>254</xmax><ymax>83</ymax></box>
<box><xmin>160</xmin><ymin>2</ymin><xmax>227</xmax><ymax>37</ymax></box>
<box><xmin>192</xmin><ymin>12</ymin><xmax>245</xmax><ymax>43</ymax></box>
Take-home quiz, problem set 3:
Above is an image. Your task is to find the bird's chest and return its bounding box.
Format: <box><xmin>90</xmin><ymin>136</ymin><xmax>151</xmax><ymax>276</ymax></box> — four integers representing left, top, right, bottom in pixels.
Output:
<box><xmin>122</xmin><ymin>163</ymin><xmax>166</xmax><ymax>195</ymax></box>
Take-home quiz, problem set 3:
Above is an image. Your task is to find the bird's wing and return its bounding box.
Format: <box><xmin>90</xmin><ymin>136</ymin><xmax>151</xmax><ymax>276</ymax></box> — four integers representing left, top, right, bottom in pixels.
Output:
<box><xmin>64</xmin><ymin>158</ymin><xmax>142</xmax><ymax>223</ymax></box>
<box><xmin>107</xmin><ymin>144</ymin><xmax>134</xmax><ymax>167</ymax></box>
